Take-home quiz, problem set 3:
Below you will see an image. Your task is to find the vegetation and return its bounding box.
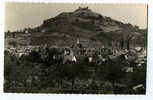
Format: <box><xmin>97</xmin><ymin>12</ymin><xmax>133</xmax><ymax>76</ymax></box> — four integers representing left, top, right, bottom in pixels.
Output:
<box><xmin>4</xmin><ymin>48</ymin><xmax>146</xmax><ymax>94</ymax></box>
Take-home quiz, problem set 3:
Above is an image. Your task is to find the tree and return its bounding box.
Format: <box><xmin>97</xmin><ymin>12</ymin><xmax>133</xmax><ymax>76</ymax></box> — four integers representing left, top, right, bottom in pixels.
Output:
<box><xmin>104</xmin><ymin>55</ymin><xmax>127</xmax><ymax>91</ymax></box>
<box><xmin>120</xmin><ymin>22</ymin><xmax>140</xmax><ymax>50</ymax></box>
<box><xmin>126</xmin><ymin>34</ymin><xmax>134</xmax><ymax>50</ymax></box>
<box><xmin>12</xmin><ymin>32</ymin><xmax>15</xmax><ymax>38</ymax></box>
<box><xmin>28</xmin><ymin>50</ymin><xmax>42</xmax><ymax>63</ymax></box>
<box><xmin>8</xmin><ymin>41</ymin><xmax>17</xmax><ymax>48</ymax></box>
<box><xmin>60</xmin><ymin>62</ymin><xmax>89</xmax><ymax>92</ymax></box>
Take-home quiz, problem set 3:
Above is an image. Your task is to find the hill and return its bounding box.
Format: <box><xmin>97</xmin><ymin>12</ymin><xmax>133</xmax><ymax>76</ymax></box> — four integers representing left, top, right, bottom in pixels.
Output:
<box><xmin>6</xmin><ymin>7</ymin><xmax>147</xmax><ymax>49</ymax></box>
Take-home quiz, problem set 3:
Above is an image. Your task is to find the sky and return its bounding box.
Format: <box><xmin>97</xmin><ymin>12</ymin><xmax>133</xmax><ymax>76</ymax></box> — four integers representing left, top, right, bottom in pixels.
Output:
<box><xmin>5</xmin><ymin>3</ymin><xmax>147</xmax><ymax>31</ymax></box>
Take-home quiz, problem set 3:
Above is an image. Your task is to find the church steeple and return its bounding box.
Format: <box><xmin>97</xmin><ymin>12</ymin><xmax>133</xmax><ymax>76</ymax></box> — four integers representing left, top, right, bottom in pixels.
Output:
<box><xmin>77</xmin><ymin>38</ymin><xmax>80</xmax><ymax>44</ymax></box>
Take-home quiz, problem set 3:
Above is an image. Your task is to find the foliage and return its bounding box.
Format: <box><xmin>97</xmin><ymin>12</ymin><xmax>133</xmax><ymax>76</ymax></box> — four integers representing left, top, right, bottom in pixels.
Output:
<box><xmin>4</xmin><ymin>48</ymin><xmax>146</xmax><ymax>94</ymax></box>
<box><xmin>8</xmin><ymin>41</ymin><xmax>18</xmax><ymax>47</ymax></box>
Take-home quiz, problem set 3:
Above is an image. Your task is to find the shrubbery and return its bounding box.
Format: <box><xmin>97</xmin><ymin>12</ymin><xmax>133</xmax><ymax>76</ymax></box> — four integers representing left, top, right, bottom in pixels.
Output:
<box><xmin>4</xmin><ymin>49</ymin><xmax>146</xmax><ymax>94</ymax></box>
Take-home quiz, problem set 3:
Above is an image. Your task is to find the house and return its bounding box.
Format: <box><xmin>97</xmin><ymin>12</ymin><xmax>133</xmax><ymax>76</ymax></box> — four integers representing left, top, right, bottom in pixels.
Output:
<box><xmin>63</xmin><ymin>48</ymin><xmax>77</xmax><ymax>64</ymax></box>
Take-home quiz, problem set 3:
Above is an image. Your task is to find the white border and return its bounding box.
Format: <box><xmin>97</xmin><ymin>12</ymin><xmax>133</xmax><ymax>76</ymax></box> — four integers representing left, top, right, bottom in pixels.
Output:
<box><xmin>1</xmin><ymin>0</ymin><xmax>153</xmax><ymax>100</ymax></box>
<box><xmin>2</xmin><ymin>0</ymin><xmax>151</xmax><ymax>3</ymax></box>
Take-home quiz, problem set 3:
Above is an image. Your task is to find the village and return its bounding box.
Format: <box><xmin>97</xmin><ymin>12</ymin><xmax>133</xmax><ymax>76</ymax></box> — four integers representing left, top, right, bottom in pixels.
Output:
<box><xmin>4</xmin><ymin>32</ymin><xmax>147</xmax><ymax>94</ymax></box>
